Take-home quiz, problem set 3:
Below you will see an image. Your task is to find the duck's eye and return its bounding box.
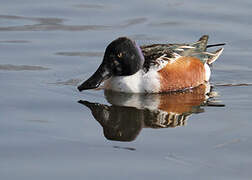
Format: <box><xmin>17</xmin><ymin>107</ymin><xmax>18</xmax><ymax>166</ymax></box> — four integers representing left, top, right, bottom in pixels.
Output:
<box><xmin>117</xmin><ymin>52</ymin><xmax>123</xmax><ymax>58</ymax></box>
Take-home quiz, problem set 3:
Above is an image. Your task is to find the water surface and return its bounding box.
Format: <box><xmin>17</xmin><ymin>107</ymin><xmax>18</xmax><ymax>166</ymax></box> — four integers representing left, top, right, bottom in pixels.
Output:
<box><xmin>1</xmin><ymin>0</ymin><xmax>252</xmax><ymax>180</ymax></box>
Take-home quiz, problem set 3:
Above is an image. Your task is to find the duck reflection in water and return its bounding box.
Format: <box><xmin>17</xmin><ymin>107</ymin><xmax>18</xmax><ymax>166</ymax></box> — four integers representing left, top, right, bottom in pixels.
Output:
<box><xmin>78</xmin><ymin>83</ymin><xmax>224</xmax><ymax>142</ymax></box>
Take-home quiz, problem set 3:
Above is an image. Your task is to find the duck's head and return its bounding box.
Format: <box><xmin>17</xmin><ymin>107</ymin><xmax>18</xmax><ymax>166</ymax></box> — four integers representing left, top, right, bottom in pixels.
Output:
<box><xmin>78</xmin><ymin>37</ymin><xmax>144</xmax><ymax>91</ymax></box>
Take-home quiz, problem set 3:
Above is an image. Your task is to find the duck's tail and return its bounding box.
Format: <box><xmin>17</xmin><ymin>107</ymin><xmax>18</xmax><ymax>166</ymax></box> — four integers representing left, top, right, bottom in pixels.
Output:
<box><xmin>192</xmin><ymin>35</ymin><xmax>225</xmax><ymax>64</ymax></box>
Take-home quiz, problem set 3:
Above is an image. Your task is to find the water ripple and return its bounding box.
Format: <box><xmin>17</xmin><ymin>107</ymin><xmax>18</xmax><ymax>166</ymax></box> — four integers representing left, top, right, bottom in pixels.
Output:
<box><xmin>0</xmin><ymin>64</ymin><xmax>49</xmax><ymax>71</ymax></box>
<box><xmin>0</xmin><ymin>40</ymin><xmax>30</xmax><ymax>43</ymax></box>
<box><xmin>73</xmin><ymin>3</ymin><xmax>106</xmax><ymax>9</ymax></box>
<box><xmin>0</xmin><ymin>15</ymin><xmax>147</xmax><ymax>31</ymax></box>
<box><xmin>55</xmin><ymin>51</ymin><xmax>104</xmax><ymax>57</ymax></box>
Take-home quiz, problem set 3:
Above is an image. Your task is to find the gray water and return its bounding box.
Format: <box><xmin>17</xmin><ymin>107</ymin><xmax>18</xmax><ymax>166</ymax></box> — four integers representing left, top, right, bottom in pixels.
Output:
<box><xmin>1</xmin><ymin>0</ymin><xmax>252</xmax><ymax>179</ymax></box>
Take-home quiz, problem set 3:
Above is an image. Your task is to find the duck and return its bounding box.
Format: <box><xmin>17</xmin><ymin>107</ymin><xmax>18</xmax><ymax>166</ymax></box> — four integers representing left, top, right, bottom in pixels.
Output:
<box><xmin>77</xmin><ymin>35</ymin><xmax>224</xmax><ymax>93</ymax></box>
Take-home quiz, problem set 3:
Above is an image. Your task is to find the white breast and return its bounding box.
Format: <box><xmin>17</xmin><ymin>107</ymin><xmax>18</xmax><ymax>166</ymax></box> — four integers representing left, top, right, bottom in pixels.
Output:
<box><xmin>104</xmin><ymin>69</ymin><xmax>161</xmax><ymax>93</ymax></box>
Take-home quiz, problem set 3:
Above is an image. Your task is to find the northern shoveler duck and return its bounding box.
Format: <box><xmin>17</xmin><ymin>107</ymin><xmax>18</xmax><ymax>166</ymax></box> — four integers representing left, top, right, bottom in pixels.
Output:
<box><xmin>78</xmin><ymin>35</ymin><xmax>224</xmax><ymax>93</ymax></box>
